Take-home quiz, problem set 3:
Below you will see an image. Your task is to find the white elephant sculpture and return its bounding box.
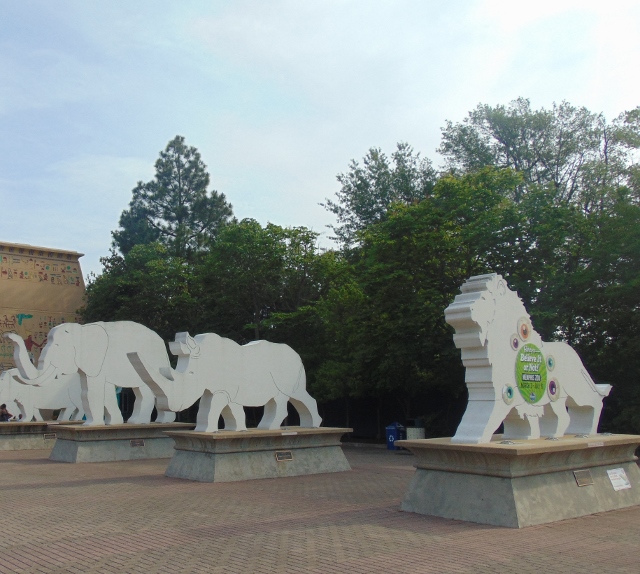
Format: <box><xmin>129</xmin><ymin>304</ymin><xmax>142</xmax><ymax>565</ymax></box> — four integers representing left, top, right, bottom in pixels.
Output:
<box><xmin>4</xmin><ymin>321</ymin><xmax>175</xmax><ymax>426</ymax></box>
<box><xmin>0</xmin><ymin>368</ymin><xmax>84</xmax><ymax>421</ymax></box>
<box><xmin>128</xmin><ymin>331</ymin><xmax>322</xmax><ymax>432</ymax></box>
<box><xmin>445</xmin><ymin>273</ymin><xmax>611</xmax><ymax>444</ymax></box>
<box><xmin>0</xmin><ymin>370</ymin><xmax>20</xmax><ymax>419</ymax></box>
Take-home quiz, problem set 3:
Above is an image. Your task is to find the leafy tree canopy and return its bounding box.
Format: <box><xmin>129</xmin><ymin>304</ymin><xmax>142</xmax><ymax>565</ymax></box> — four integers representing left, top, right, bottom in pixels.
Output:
<box><xmin>80</xmin><ymin>243</ymin><xmax>203</xmax><ymax>341</ymax></box>
<box><xmin>199</xmin><ymin>219</ymin><xmax>328</xmax><ymax>342</ymax></box>
<box><xmin>112</xmin><ymin>136</ymin><xmax>234</xmax><ymax>260</ymax></box>
<box><xmin>438</xmin><ymin>98</ymin><xmax>640</xmax><ymax>211</ymax></box>
<box><xmin>321</xmin><ymin>142</ymin><xmax>436</xmax><ymax>247</ymax></box>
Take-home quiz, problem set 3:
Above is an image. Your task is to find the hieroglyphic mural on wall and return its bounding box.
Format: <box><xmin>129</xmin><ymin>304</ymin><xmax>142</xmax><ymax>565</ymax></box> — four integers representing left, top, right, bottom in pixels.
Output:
<box><xmin>0</xmin><ymin>242</ymin><xmax>85</xmax><ymax>372</ymax></box>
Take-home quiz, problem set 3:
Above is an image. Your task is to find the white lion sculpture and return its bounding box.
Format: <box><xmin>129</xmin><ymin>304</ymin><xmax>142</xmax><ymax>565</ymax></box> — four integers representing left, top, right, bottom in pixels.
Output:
<box><xmin>445</xmin><ymin>273</ymin><xmax>611</xmax><ymax>444</ymax></box>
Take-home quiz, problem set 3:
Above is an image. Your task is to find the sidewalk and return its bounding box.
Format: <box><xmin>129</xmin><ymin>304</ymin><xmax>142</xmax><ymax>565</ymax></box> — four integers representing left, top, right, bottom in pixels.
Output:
<box><xmin>0</xmin><ymin>445</ymin><xmax>638</xmax><ymax>573</ymax></box>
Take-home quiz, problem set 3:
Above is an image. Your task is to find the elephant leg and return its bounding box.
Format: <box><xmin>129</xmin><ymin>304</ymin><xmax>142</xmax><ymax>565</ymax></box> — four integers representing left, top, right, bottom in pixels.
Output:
<box><xmin>128</xmin><ymin>384</ymin><xmax>155</xmax><ymax>424</ymax></box>
<box><xmin>155</xmin><ymin>409</ymin><xmax>176</xmax><ymax>423</ymax></box>
<box><xmin>81</xmin><ymin>374</ymin><xmax>106</xmax><ymax>426</ymax></box>
<box><xmin>289</xmin><ymin>391</ymin><xmax>322</xmax><ymax>428</ymax></box>
<box><xmin>195</xmin><ymin>391</ymin><xmax>230</xmax><ymax>432</ymax></box>
<box><xmin>258</xmin><ymin>393</ymin><xmax>289</xmax><ymax>430</ymax></box>
<box><xmin>221</xmin><ymin>402</ymin><xmax>247</xmax><ymax>431</ymax></box>
<box><xmin>71</xmin><ymin>403</ymin><xmax>84</xmax><ymax>421</ymax></box>
<box><xmin>56</xmin><ymin>407</ymin><xmax>71</xmax><ymax>422</ymax></box>
<box><xmin>104</xmin><ymin>385</ymin><xmax>123</xmax><ymax>425</ymax></box>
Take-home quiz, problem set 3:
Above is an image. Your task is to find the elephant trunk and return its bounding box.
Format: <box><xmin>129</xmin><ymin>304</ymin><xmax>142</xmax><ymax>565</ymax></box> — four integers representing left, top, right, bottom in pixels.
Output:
<box><xmin>127</xmin><ymin>352</ymin><xmax>184</xmax><ymax>411</ymax></box>
<box><xmin>3</xmin><ymin>333</ymin><xmax>57</xmax><ymax>386</ymax></box>
<box><xmin>4</xmin><ymin>333</ymin><xmax>39</xmax><ymax>380</ymax></box>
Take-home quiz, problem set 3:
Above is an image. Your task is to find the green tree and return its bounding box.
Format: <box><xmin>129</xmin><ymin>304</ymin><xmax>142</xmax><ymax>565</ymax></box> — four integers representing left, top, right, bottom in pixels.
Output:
<box><xmin>110</xmin><ymin>203</ymin><xmax>160</xmax><ymax>256</ymax></box>
<box><xmin>200</xmin><ymin>220</ymin><xmax>327</xmax><ymax>342</ymax></box>
<box><xmin>439</xmin><ymin>98</ymin><xmax>640</xmax><ymax>210</ymax></box>
<box><xmin>80</xmin><ymin>243</ymin><xmax>203</xmax><ymax>341</ymax></box>
<box><xmin>321</xmin><ymin>142</ymin><xmax>436</xmax><ymax>247</ymax></box>
<box><xmin>557</xmin><ymin>197</ymin><xmax>640</xmax><ymax>432</ymax></box>
<box><xmin>113</xmin><ymin>136</ymin><xmax>234</xmax><ymax>259</ymax></box>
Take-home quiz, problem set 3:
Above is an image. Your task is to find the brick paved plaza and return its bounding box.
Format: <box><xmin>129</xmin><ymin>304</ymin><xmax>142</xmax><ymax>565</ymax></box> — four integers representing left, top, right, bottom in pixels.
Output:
<box><xmin>1</xmin><ymin>445</ymin><xmax>638</xmax><ymax>573</ymax></box>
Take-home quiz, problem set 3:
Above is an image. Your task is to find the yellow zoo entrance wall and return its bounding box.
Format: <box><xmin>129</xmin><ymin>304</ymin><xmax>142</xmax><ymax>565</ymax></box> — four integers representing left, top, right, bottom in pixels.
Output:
<box><xmin>0</xmin><ymin>241</ymin><xmax>85</xmax><ymax>373</ymax></box>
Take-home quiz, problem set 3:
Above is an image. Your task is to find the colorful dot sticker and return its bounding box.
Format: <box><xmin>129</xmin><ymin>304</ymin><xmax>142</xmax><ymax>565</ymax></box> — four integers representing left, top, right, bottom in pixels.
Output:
<box><xmin>548</xmin><ymin>379</ymin><xmax>560</xmax><ymax>402</ymax></box>
<box><xmin>502</xmin><ymin>384</ymin><xmax>515</xmax><ymax>404</ymax></box>
<box><xmin>517</xmin><ymin>317</ymin><xmax>532</xmax><ymax>341</ymax></box>
<box><xmin>546</xmin><ymin>355</ymin><xmax>555</xmax><ymax>371</ymax></box>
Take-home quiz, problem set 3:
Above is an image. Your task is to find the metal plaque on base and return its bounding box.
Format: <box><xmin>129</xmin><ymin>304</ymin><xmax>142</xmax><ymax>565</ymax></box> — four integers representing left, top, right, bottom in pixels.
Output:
<box><xmin>164</xmin><ymin>427</ymin><xmax>352</xmax><ymax>482</ymax></box>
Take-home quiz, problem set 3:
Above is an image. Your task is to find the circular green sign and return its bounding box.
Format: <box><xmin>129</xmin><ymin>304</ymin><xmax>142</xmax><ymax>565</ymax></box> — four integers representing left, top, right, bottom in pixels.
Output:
<box><xmin>515</xmin><ymin>343</ymin><xmax>547</xmax><ymax>404</ymax></box>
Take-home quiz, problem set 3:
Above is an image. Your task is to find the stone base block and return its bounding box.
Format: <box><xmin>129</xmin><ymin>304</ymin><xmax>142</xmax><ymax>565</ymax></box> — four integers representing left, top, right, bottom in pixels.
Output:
<box><xmin>396</xmin><ymin>434</ymin><xmax>640</xmax><ymax>528</ymax></box>
<box><xmin>0</xmin><ymin>421</ymin><xmax>83</xmax><ymax>450</ymax></box>
<box><xmin>164</xmin><ymin>427</ymin><xmax>352</xmax><ymax>482</ymax></box>
<box><xmin>50</xmin><ymin>423</ymin><xmax>195</xmax><ymax>463</ymax></box>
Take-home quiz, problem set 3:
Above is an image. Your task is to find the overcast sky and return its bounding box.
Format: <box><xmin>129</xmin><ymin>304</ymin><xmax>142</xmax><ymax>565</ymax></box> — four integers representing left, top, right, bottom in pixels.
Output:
<box><xmin>2</xmin><ymin>0</ymin><xmax>639</xmax><ymax>277</ymax></box>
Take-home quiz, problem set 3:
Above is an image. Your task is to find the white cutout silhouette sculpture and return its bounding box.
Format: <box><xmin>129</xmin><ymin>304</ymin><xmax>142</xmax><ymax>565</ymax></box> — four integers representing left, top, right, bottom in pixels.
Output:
<box><xmin>128</xmin><ymin>332</ymin><xmax>322</xmax><ymax>432</ymax></box>
<box><xmin>0</xmin><ymin>368</ymin><xmax>84</xmax><ymax>421</ymax></box>
<box><xmin>445</xmin><ymin>273</ymin><xmax>611</xmax><ymax>444</ymax></box>
<box><xmin>0</xmin><ymin>370</ymin><xmax>21</xmax><ymax>419</ymax></box>
<box><xmin>4</xmin><ymin>321</ymin><xmax>175</xmax><ymax>425</ymax></box>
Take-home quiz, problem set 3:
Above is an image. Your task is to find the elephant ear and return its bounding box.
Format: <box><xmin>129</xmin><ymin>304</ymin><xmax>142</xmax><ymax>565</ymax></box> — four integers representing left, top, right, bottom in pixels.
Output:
<box><xmin>73</xmin><ymin>324</ymin><xmax>109</xmax><ymax>378</ymax></box>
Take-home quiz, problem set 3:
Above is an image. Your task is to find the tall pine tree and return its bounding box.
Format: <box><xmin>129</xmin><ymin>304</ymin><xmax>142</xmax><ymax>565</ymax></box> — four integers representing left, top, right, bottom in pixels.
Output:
<box><xmin>112</xmin><ymin>136</ymin><xmax>234</xmax><ymax>259</ymax></box>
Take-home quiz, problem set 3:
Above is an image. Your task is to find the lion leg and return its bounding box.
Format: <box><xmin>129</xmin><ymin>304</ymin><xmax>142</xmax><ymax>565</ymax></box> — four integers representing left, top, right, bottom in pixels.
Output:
<box><xmin>452</xmin><ymin>400</ymin><xmax>512</xmax><ymax>444</ymax></box>
<box><xmin>503</xmin><ymin>406</ymin><xmax>541</xmax><ymax>440</ymax></box>
<box><xmin>258</xmin><ymin>393</ymin><xmax>289</xmax><ymax>430</ymax></box>
<box><xmin>540</xmin><ymin>400</ymin><xmax>570</xmax><ymax>437</ymax></box>
<box><xmin>195</xmin><ymin>391</ymin><xmax>230</xmax><ymax>432</ymax></box>
<box><xmin>565</xmin><ymin>396</ymin><xmax>600</xmax><ymax>435</ymax></box>
<box><xmin>289</xmin><ymin>392</ymin><xmax>322</xmax><ymax>427</ymax></box>
<box><xmin>127</xmin><ymin>384</ymin><xmax>154</xmax><ymax>424</ymax></box>
<box><xmin>588</xmin><ymin>401</ymin><xmax>605</xmax><ymax>434</ymax></box>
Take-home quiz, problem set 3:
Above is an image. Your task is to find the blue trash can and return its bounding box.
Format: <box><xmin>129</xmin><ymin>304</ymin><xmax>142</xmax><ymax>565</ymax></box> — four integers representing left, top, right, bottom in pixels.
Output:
<box><xmin>386</xmin><ymin>422</ymin><xmax>406</xmax><ymax>450</ymax></box>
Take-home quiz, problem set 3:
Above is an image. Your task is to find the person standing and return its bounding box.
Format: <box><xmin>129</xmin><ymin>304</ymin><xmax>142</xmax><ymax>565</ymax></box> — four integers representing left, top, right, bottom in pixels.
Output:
<box><xmin>0</xmin><ymin>403</ymin><xmax>13</xmax><ymax>422</ymax></box>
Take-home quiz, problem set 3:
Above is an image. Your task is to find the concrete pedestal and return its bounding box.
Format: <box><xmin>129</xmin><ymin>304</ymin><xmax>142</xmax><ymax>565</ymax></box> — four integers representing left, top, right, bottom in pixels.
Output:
<box><xmin>164</xmin><ymin>427</ymin><xmax>352</xmax><ymax>482</ymax></box>
<box><xmin>50</xmin><ymin>423</ymin><xmax>195</xmax><ymax>463</ymax></box>
<box><xmin>0</xmin><ymin>421</ymin><xmax>83</xmax><ymax>450</ymax></box>
<box><xmin>397</xmin><ymin>434</ymin><xmax>640</xmax><ymax>528</ymax></box>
